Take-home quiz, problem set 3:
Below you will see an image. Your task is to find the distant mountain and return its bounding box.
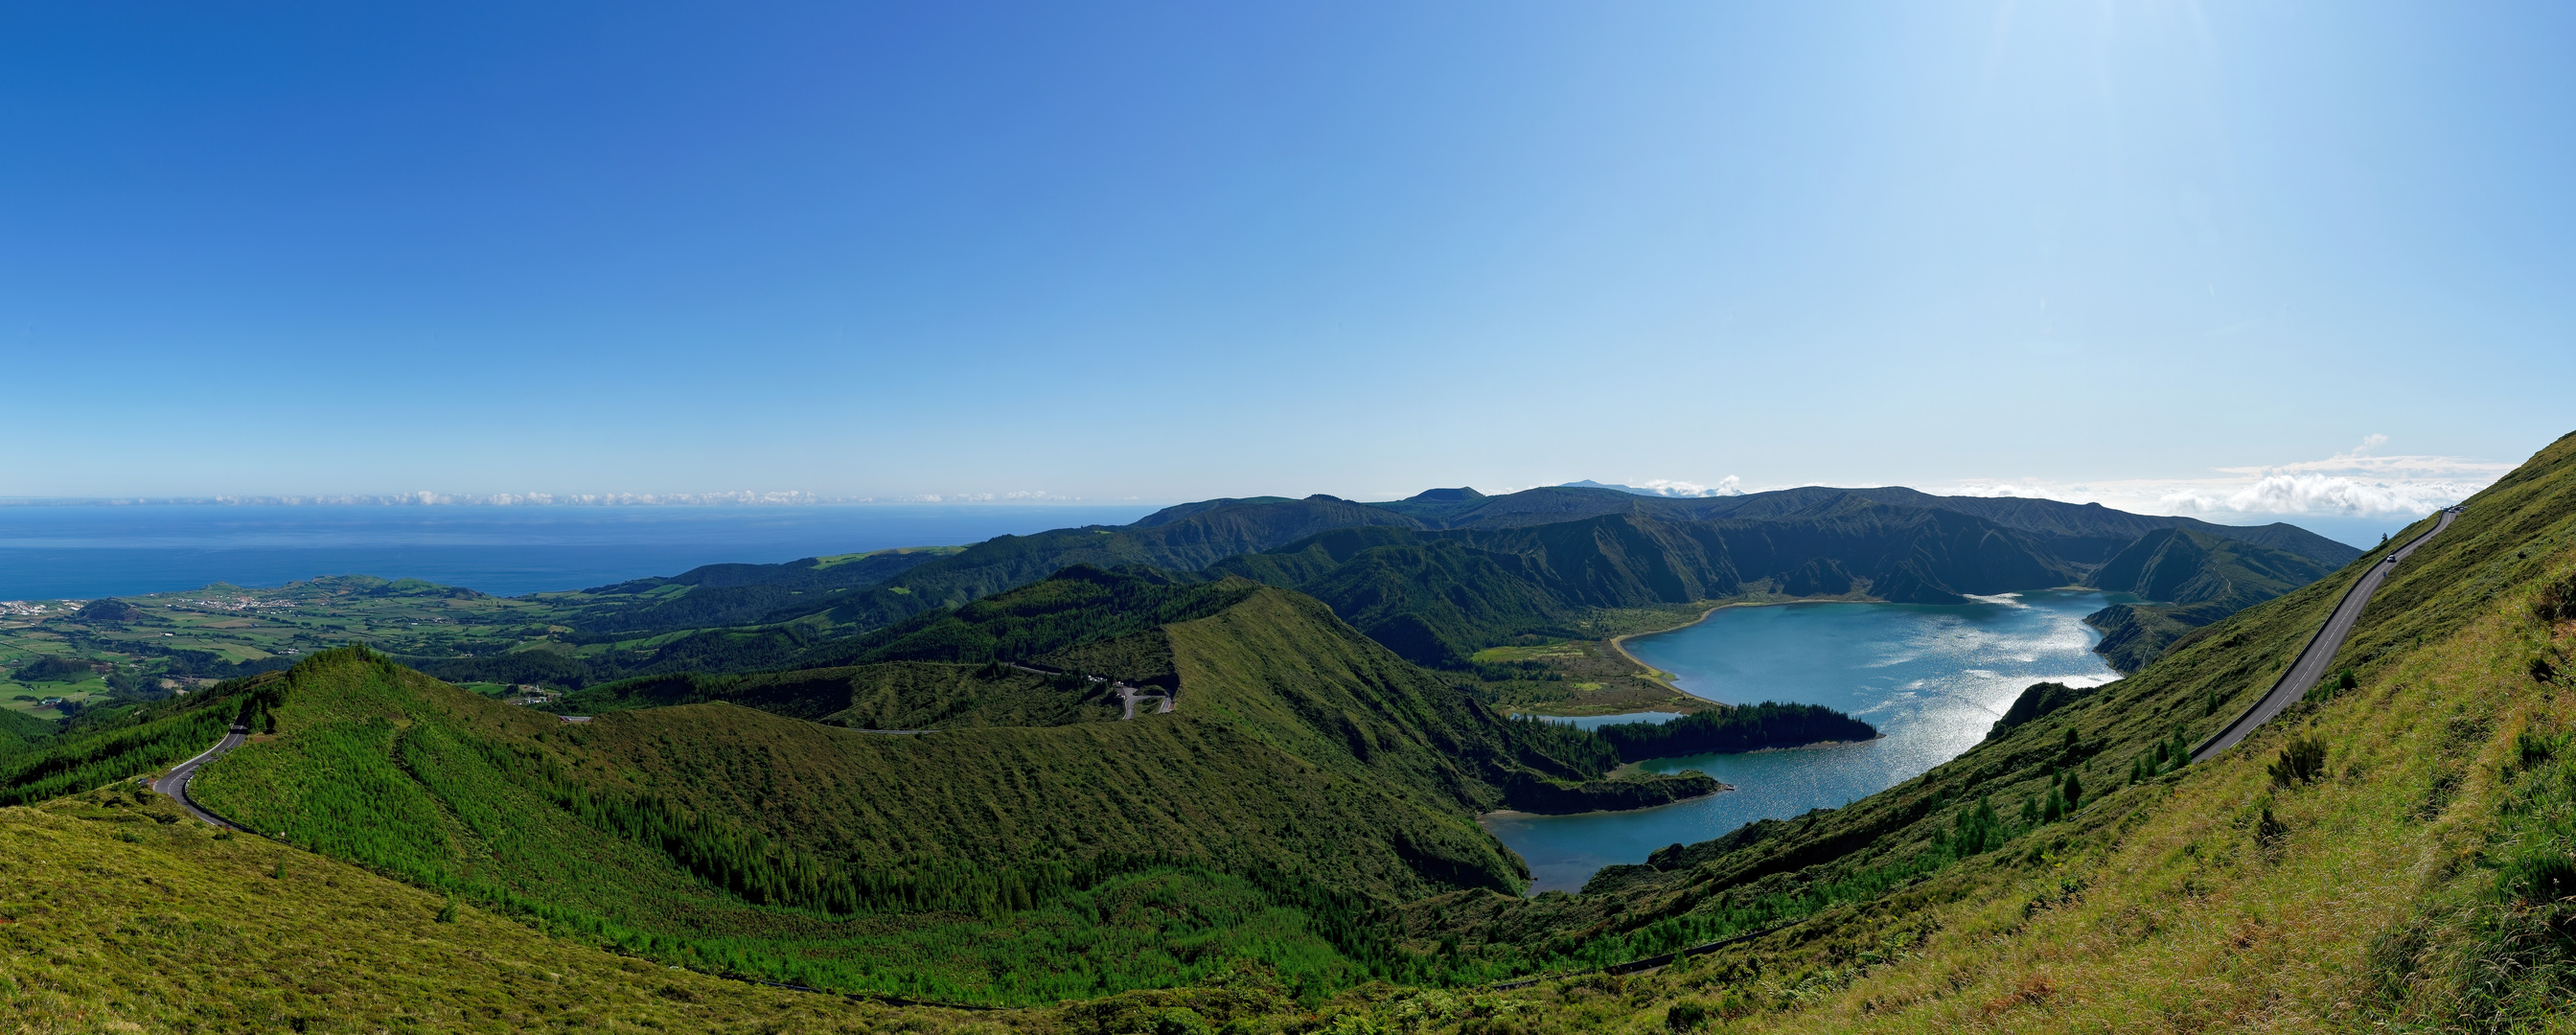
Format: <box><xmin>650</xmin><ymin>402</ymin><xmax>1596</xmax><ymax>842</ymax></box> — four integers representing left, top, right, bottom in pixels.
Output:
<box><xmin>557</xmin><ymin>494</ymin><xmax>1418</xmax><ymax>639</ymax></box>
<box><xmin>557</xmin><ymin>545</ymin><xmax>961</xmax><ymax>632</ymax></box>
<box><xmin>1207</xmin><ymin>503</ymin><xmax>2082</xmax><ymax>667</ymax></box>
<box><xmin>807</xmin><ymin>494</ymin><xmax>1421</xmax><ymax>630</ymax></box>
<box><xmin>417</xmin><ymin>482</ymin><xmax>2365</xmax><ymax>685</ymax></box>
<box><xmin>2079</xmin><ymin>527</ymin><xmax>2339</xmax><ymax>671</ymax></box>
<box><xmin>1354</xmin><ymin>484</ymin><xmax>2359</xmax><ymax>571</ymax></box>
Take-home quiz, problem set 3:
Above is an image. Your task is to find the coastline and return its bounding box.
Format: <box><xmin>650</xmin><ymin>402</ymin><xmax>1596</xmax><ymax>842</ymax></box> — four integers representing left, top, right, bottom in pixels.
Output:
<box><xmin>1604</xmin><ymin>597</ymin><xmax>1799</xmax><ymax>695</ymax></box>
<box><xmin>1602</xmin><ymin>734</ymin><xmax>1883</xmax><ymax>780</ymax></box>
<box><xmin>1477</xmin><ymin>782</ymin><xmax>1733</xmax><ymax>821</ymax></box>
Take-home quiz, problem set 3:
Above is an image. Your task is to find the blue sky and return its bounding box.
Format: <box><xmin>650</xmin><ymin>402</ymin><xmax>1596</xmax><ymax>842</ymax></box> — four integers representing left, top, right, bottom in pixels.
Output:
<box><xmin>2</xmin><ymin>2</ymin><xmax>2565</xmax><ymax>527</ymax></box>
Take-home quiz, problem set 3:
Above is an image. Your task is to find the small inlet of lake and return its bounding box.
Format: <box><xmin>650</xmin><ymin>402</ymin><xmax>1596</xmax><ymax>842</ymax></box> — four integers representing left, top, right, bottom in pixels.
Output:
<box><xmin>1483</xmin><ymin>590</ymin><xmax>2125</xmax><ymax>892</ymax></box>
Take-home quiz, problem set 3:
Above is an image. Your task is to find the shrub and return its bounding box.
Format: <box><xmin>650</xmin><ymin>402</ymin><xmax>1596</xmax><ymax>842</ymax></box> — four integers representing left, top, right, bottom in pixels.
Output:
<box><xmin>2514</xmin><ymin>730</ymin><xmax>2558</xmax><ymax>771</ymax></box>
<box><xmin>1666</xmin><ymin>999</ymin><xmax>1710</xmax><ymax>1032</ymax></box>
<box><xmin>2506</xmin><ymin>853</ymin><xmax>2576</xmax><ymax>908</ymax></box>
<box><xmin>2533</xmin><ymin>571</ymin><xmax>2576</xmax><ymax>624</ymax></box>
<box><xmin>1948</xmin><ymin>796</ymin><xmax>2004</xmax><ymax>856</ymax></box>
<box><xmin>2268</xmin><ymin>735</ymin><xmax>2329</xmax><ymax>788</ymax></box>
<box><xmin>2255</xmin><ymin>801</ymin><xmax>2289</xmax><ymax>844</ymax></box>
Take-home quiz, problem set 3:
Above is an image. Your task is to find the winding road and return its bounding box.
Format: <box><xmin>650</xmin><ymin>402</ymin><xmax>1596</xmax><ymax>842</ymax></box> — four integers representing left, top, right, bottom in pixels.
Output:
<box><xmin>2193</xmin><ymin>505</ymin><xmax>2462</xmax><ymax>762</ymax></box>
<box><xmin>151</xmin><ymin>708</ymin><xmax>251</xmax><ymax>830</ymax></box>
<box><xmin>1007</xmin><ymin>661</ymin><xmax>1171</xmax><ymax>720</ymax></box>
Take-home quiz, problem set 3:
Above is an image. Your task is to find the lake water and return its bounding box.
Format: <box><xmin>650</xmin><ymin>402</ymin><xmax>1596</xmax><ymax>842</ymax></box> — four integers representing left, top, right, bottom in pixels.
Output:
<box><xmin>0</xmin><ymin>504</ymin><xmax>1159</xmax><ymax>600</ymax></box>
<box><xmin>1484</xmin><ymin>590</ymin><xmax>2125</xmax><ymax>892</ymax></box>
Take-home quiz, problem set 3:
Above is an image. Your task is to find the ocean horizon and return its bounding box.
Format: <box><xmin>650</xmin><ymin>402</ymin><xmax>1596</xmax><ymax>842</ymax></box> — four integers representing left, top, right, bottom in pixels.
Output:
<box><xmin>0</xmin><ymin>503</ymin><xmax>1162</xmax><ymax>601</ymax></box>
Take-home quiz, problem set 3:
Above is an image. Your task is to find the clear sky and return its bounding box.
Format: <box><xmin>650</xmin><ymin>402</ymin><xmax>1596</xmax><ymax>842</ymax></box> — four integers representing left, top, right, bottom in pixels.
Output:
<box><xmin>2</xmin><ymin>2</ymin><xmax>2565</xmax><ymax>527</ymax></box>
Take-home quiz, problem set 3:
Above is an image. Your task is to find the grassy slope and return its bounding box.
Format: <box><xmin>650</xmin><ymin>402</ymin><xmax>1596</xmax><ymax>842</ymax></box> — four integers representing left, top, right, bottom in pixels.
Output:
<box><xmin>172</xmin><ymin>586</ymin><xmax>1705</xmax><ymax>1005</ymax></box>
<box><xmin>1304</xmin><ymin>429</ymin><xmax>2576</xmax><ymax>1034</ymax></box>
<box><xmin>0</xmin><ymin>790</ymin><xmax>971</xmax><ymax>1034</ymax></box>
<box><xmin>175</xmin><ymin>651</ymin><xmax>1409</xmax><ymax>1004</ymax></box>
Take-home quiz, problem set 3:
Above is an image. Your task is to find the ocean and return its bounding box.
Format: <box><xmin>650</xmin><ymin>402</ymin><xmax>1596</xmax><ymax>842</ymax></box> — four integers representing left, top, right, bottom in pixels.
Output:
<box><xmin>0</xmin><ymin>504</ymin><xmax>1161</xmax><ymax>600</ymax></box>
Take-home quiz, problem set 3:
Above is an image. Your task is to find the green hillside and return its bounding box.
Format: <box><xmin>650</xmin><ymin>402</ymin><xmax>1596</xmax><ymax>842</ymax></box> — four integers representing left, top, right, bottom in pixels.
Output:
<box><xmin>1367</xmin><ymin>483</ymin><xmax>2361</xmax><ymax>572</ymax></box>
<box><xmin>808</xmin><ymin>495</ymin><xmax>1422</xmax><ymax>630</ymax></box>
<box><xmin>1315</xmin><ymin>429</ymin><xmax>2576</xmax><ymax>1033</ymax></box>
<box><xmin>0</xmin><ymin>705</ymin><xmax>57</xmax><ymax>767</ymax></box>
<box><xmin>0</xmin><ymin>793</ymin><xmax>913</xmax><ymax>1033</ymax></box>
<box><xmin>12</xmin><ymin>485</ymin><xmax>2350</xmax><ymax>704</ymax></box>
<box><xmin>554</xmin><ymin>544</ymin><xmax>965</xmax><ymax>634</ymax></box>
<box><xmin>0</xmin><ymin>686</ymin><xmax>242</xmax><ymax>808</ymax></box>
<box><xmin>2</xmin><ymin>434</ymin><xmax>2550</xmax><ymax>1034</ymax></box>
<box><xmin>1206</xmin><ymin>505</ymin><xmax>2083</xmax><ymax>667</ymax></box>
<box><xmin>170</xmin><ymin>581</ymin><xmax>1720</xmax><ymax>1005</ymax></box>
<box><xmin>560</xmin><ymin>659</ymin><xmax>1129</xmax><ymax>728</ymax></box>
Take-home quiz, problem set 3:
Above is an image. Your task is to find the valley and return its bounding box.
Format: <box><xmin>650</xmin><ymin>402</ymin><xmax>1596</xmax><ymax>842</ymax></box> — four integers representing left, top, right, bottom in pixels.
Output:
<box><xmin>4</xmin><ymin>458</ymin><xmax>2563</xmax><ymax>1033</ymax></box>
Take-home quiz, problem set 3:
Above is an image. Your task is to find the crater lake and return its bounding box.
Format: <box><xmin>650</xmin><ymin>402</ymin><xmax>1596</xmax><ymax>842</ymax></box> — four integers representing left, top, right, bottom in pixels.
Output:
<box><xmin>1484</xmin><ymin>590</ymin><xmax>2127</xmax><ymax>892</ymax></box>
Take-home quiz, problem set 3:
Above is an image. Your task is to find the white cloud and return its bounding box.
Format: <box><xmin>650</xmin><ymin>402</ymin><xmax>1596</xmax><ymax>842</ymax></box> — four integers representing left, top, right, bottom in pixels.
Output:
<box><xmin>1930</xmin><ymin>435</ymin><xmax>2506</xmax><ymax>518</ymax></box>
<box><xmin>1629</xmin><ymin>476</ymin><xmax>1743</xmax><ymax>498</ymax></box>
<box><xmin>1558</xmin><ymin>476</ymin><xmax>1745</xmax><ymax>498</ymax></box>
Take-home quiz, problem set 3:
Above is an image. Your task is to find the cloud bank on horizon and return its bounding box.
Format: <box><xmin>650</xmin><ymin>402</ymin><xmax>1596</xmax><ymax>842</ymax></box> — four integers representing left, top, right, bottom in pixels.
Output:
<box><xmin>6</xmin><ymin>440</ymin><xmax>2495</xmax><ymax>521</ymax></box>
<box><xmin>1556</xmin><ymin>477</ymin><xmax>1745</xmax><ymax>499</ymax></box>
<box><xmin>1576</xmin><ymin>437</ymin><xmax>2498</xmax><ymax>521</ymax></box>
<box><xmin>1934</xmin><ymin>436</ymin><xmax>2500</xmax><ymax>519</ymax></box>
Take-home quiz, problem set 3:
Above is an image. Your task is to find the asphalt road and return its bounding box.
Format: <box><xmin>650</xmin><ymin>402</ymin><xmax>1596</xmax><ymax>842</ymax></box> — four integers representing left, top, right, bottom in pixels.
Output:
<box><xmin>1011</xmin><ymin>661</ymin><xmax>1171</xmax><ymax>720</ymax></box>
<box><xmin>2193</xmin><ymin>506</ymin><xmax>2462</xmax><ymax>762</ymax></box>
<box><xmin>151</xmin><ymin>710</ymin><xmax>251</xmax><ymax>829</ymax></box>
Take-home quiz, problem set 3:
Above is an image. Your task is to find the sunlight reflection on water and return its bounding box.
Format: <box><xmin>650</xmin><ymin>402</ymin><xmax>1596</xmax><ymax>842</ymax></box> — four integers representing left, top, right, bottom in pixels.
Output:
<box><xmin>1483</xmin><ymin>590</ymin><xmax>2125</xmax><ymax>892</ymax></box>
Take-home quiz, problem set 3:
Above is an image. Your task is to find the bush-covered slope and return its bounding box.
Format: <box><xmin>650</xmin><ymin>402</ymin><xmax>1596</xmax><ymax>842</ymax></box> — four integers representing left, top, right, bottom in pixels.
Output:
<box><xmin>171</xmin><ymin>582</ymin><xmax>1713</xmax><ymax>1005</ymax></box>
<box><xmin>562</xmin><ymin>659</ymin><xmax>1128</xmax><ymax>728</ymax></box>
<box><xmin>0</xmin><ymin>689</ymin><xmax>243</xmax><ymax>807</ymax></box>
<box><xmin>0</xmin><ymin>706</ymin><xmax>57</xmax><ymax>767</ymax></box>
<box><xmin>179</xmin><ymin>648</ymin><xmax>1396</xmax><ymax>1004</ymax></box>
